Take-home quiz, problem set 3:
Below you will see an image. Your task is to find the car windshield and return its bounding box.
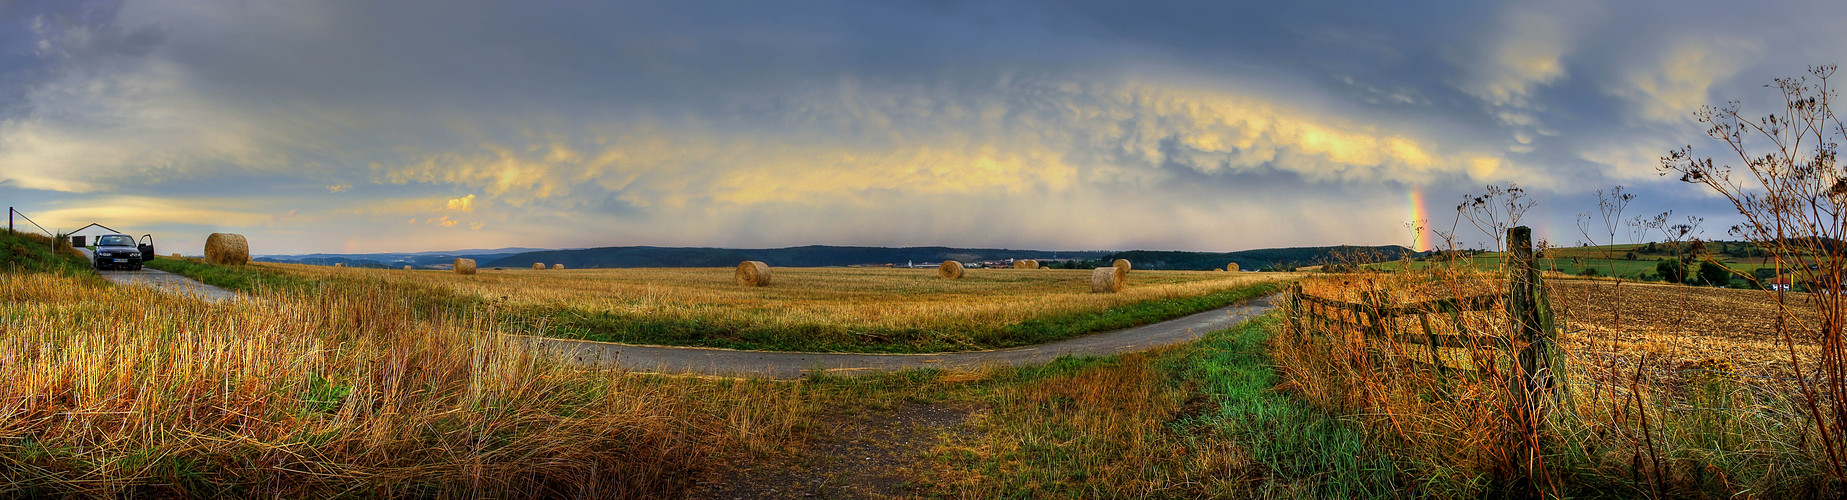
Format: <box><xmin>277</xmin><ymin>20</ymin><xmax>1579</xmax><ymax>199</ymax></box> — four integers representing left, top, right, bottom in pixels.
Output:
<box><xmin>97</xmin><ymin>235</ymin><xmax>134</xmax><ymax>246</ymax></box>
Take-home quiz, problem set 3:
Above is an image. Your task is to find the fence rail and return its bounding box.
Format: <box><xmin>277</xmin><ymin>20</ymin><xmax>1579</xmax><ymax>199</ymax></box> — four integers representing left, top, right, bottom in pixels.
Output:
<box><xmin>1291</xmin><ymin>290</ymin><xmax>1508</xmax><ymax>351</ymax></box>
<box><xmin>1286</xmin><ymin>226</ymin><xmax>1560</xmax><ymax>486</ymax></box>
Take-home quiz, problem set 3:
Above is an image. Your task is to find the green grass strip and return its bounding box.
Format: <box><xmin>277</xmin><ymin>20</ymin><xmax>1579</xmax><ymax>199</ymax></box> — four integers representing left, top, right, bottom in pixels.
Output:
<box><xmin>1166</xmin><ymin>314</ymin><xmax>1402</xmax><ymax>498</ymax></box>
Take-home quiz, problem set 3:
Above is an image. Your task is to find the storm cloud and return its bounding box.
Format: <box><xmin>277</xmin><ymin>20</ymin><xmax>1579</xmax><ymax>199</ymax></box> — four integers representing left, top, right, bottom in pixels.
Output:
<box><xmin>3</xmin><ymin>0</ymin><xmax>1844</xmax><ymax>254</ymax></box>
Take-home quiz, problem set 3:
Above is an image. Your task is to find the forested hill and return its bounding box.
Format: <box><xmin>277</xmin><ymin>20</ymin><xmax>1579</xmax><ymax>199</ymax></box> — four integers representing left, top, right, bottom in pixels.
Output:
<box><xmin>482</xmin><ymin>246</ymin><xmax>1112</xmax><ymax>268</ymax></box>
<box><xmin>481</xmin><ymin>244</ymin><xmax>1411</xmax><ymax>270</ymax></box>
<box><xmin>1100</xmin><ymin>245</ymin><xmax>1415</xmax><ymax>271</ymax></box>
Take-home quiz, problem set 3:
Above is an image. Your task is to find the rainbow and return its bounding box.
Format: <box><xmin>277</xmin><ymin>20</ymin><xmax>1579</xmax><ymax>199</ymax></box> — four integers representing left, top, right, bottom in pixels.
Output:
<box><xmin>1407</xmin><ymin>188</ymin><xmax>1429</xmax><ymax>251</ymax></box>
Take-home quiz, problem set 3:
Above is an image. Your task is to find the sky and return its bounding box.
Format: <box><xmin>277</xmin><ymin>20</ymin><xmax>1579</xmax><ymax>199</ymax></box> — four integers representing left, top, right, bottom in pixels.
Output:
<box><xmin>4</xmin><ymin>0</ymin><xmax>1846</xmax><ymax>255</ymax></box>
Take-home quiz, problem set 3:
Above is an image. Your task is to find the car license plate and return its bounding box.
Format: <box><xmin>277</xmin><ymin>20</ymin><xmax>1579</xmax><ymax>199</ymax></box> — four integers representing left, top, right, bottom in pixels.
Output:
<box><xmin>114</xmin><ymin>259</ymin><xmax>127</xmax><ymax>263</ymax></box>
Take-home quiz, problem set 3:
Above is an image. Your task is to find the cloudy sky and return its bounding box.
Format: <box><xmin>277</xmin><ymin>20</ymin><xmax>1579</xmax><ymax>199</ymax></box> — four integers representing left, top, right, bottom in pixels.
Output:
<box><xmin>4</xmin><ymin>0</ymin><xmax>1844</xmax><ymax>255</ymax></box>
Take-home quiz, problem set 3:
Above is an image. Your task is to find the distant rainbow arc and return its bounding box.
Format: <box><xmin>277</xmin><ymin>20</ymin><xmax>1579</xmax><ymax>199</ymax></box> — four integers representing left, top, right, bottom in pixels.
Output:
<box><xmin>1408</xmin><ymin>188</ymin><xmax>1428</xmax><ymax>252</ymax></box>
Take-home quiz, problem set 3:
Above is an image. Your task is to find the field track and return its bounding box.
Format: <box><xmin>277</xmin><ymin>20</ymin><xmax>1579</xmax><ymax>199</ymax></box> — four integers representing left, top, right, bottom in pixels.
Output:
<box><xmin>524</xmin><ymin>295</ymin><xmax>1278</xmax><ymax>378</ymax></box>
<box><xmin>98</xmin><ymin>269</ymin><xmax>238</xmax><ymax>302</ymax></box>
<box><xmin>105</xmin><ymin>268</ymin><xmax>1280</xmax><ymax>379</ymax></box>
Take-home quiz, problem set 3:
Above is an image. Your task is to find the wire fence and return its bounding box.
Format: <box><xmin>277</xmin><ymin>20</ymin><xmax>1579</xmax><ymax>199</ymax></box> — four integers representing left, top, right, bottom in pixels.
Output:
<box><xmin>8</xmin><ymin>207</ymin><xmax>53</xmax><ymax>238</ymax></box>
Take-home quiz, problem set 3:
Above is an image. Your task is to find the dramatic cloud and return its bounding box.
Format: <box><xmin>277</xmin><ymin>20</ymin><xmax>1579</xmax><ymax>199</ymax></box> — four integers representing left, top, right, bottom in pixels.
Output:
<box><xmin>3</xmin><ymin>0</ymin><xmax>1845</xmax><ymax>254</ymax></box>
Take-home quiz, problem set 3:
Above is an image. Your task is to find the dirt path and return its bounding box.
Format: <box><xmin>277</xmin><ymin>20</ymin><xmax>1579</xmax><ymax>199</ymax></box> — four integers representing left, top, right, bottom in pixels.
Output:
<box><xmin>690</xmin><ymin>402</ymin><xmax>985</xmax><ymax>499</ymax></box>
<box><xmin>525</xmin><ymin>294</ymin><xmax>1280</xmax><ymax>379</ymax></box>
<box><xmin>98</xmin><ymin>269</ymin><xmax>239</xmax><ymax>303</ymax></box>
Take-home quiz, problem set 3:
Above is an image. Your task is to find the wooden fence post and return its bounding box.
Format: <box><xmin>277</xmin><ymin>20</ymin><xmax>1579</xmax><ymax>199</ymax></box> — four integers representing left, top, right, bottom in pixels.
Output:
<box><xmin>1507</xmin><ymin>226</ymin><xmax>1555</xmax><ymax>419</ymax></box>
<box><xmin>1506</xmin><ymin>226</ymin><xmax>1557</xmax><ymax>485</ymax></box>
<box><xmin>1288</xmin><ymin>283</ymin><xmax>1305</xmax><ymax>335</ymax></box>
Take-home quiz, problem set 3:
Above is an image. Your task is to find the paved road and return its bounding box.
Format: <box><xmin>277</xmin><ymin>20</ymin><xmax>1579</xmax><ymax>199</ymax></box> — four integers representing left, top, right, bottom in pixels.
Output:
<box><xmin>524</xmin><ymin>294</ymin><xmax>1281</xmax><ymax>379</ymax></box>
<box><xmin>98</xmin><ymin>268</ymin><xmax>239</xmax><ymax>303</ymax></box>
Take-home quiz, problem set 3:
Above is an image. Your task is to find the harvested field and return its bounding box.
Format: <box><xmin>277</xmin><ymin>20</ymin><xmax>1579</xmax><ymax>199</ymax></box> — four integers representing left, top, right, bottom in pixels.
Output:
<box><xmin>228</xmin><ymin>262</ymin><xmax>1300</xmax><ymax>352</ymax></box>
<box><xmin>1551</xmin><ymin>280</ymin><xmax>1820</xmax><ymax>380</ymax></box>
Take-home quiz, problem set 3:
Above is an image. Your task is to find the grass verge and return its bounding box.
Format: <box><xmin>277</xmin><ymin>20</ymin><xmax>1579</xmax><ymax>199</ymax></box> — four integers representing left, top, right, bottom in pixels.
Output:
<box><xmin>142</xmin><ymin>257</ymin><xmax>319</xmax><ymax>293</ymax></box>
<box><xmin>1</xmin><ymin>230</ymin><xmax>94</xmax><ymax>277</ymax></box>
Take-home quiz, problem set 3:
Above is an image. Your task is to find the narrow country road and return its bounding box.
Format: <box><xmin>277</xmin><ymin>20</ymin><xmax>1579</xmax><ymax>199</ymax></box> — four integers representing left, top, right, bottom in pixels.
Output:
<box><xmin>524</xmin><ymin>294</ymin><xmax>1281</xmax><ymax>379</ymax></box>
<box><xmin>107</xmin><ymin>267</ymin><xmax>1281</xmax><ymax>379</ymax></box>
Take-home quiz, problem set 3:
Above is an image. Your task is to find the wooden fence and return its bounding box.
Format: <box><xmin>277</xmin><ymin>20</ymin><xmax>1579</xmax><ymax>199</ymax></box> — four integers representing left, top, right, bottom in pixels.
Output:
<box><xmin>1288</xmin><ymin>286</ymin><xmax>1506</xmax><ymax>370</ymax></box>
<box><xmin>1287</xmin><ymin>226</ymin><xmax>1560</xmax><ymax>477</ymax></box>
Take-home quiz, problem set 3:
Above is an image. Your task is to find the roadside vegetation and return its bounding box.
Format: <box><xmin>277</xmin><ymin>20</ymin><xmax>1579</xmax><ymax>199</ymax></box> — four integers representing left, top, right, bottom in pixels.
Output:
<box><xmin>9</xmin><ymin>247</ymin><xmax>1339</xmax><ymax>497</ymax></box>
<box><xmin>0</xmin><ymin>230</ymin><xmax>93</xmax><ymax>276</ymax></box>
<box><xmin>918</xmin><ymin>315</ymin><xmax>1399</xmax><ymax>498</ymax></box>
<box><xmin>0</xmin><ymin>268</ymin><xmax>827</xmax><ymax>497</ymax></box>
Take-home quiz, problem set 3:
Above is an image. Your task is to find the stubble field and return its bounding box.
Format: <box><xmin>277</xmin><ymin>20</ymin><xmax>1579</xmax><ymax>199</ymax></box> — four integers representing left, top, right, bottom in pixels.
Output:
<box><xmin>212</xmin><ymin>262</ymin><xmax>1300</xmax><ymax>352</ymax></box>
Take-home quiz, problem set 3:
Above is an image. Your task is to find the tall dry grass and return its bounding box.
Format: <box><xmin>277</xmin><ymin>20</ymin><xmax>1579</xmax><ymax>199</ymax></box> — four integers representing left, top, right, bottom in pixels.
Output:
<box><xmin>1276</xmin><ymin>269</ymin><xmax>1830</xmax><ymax>497</ymax></box>
<box><xmin>0</xmin><ymin>271</ymin><xmax>812</xmax><ymax>497</ymax></box>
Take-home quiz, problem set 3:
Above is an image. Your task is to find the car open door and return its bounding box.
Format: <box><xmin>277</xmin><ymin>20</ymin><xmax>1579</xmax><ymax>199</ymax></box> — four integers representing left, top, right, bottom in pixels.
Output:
<box><xmin>139</xmin><ymin>234</ymin><xmax>156</xmax><ymax>262</ymax></box>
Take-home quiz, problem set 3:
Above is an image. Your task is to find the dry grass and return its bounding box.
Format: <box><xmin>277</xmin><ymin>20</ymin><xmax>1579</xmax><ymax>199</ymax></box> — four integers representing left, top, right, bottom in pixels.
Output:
<box><xmin>254</xmin><ymin>262</ymin><xmax>1296</xmax><ymax>337</ymax></box>
<box><xmin>1279</xmin><ymin>270</ymin><xmax>1831</xmax><ymax>496</ymax></box>
<box><xmin>0</xmin><ymin>271</ymin><xmax>815</xmax><ymax>497</ymax></box>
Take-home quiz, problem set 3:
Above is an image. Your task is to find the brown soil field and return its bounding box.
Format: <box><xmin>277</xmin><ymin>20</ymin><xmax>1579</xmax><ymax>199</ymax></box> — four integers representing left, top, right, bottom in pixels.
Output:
<box><xmin>1550</xmin><ymin>280</ymin><xmax>1821</xmax><ymax>381</ymax></box>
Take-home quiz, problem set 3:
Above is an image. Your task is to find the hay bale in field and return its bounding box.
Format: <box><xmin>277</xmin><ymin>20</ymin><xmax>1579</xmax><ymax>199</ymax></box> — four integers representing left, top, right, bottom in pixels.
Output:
<box><xmin>1013</xmin><ymin>259</ymin><xmax>1038</xmax><ymax>269</ymax></box>
<box><xmin>736</xmin><ymin>261</ymin><xmax>772</xmax><ymax>287</ymax></box>
<box><xmin>1113</xmin><ymin>259</ymin><xmax>1131</xmax><ymax>273</ymax></box>
<box><xmin>1227</xmin><ymin>262</ymin><xmax>1240</xmax><ymax>272</ymax></box>
<box><xmin>333</xmin><ymin>262</ymin><xmax>344</xmax><ymax>268</ymax></box>
<box><xmin>404</xmin><ymin>265</ymin><xmax>413</xmax><ymax>270</ymax></box>
<box><xmin>1091</xmin><ymin>267</ymin><xmax>1124</xmax><ymax>293</ymax></box>
<box><xmin>553</xmin><ymin>263</ymin><xmax>565</xmax><ymax>270</ymax></box>
<box><xmin>171</xmin><ymin>253</ymin><xmax>182</xmax><ymax>258</ymax></box>
<box><xmin>939</xmin><ymin>260</ymin><xmax>965</xmax><ymax>279</ymax></box>
<box><xmin>204</xmin><ymin>233</ymin><xmax>250</xmax><ymax>265</ymax></box>
<box><xmin>533</xmin><ymin>262</ymin><xmax>545</xmax><ymax>270</ymax></box>
<box><xmin>455</xmin><ymin>258</ymin><xmax>477</xmax><ymax>275</ymax></box>
<box><xmin>1214</xmin><ymin>268</ymin><xmax>1224</xmax><ymax>272</ymax></box>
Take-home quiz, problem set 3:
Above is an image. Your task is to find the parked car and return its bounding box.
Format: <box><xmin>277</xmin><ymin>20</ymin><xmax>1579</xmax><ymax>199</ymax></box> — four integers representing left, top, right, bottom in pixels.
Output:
<box><xmin>92</xmin><ymin>234</ymin><xmax>146</xmax><ymax>270</ymax></box>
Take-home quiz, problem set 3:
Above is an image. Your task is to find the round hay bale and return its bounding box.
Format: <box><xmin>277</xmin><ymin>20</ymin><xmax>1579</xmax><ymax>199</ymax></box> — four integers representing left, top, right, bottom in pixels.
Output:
<box><xmin>553</xmin><ymin>263</ymin><xmax>565</xmax><ymax>270</ymax></box>
<box><xmin>736</xmin><ymin>261</ymin><xmax>772</xmax><ymax>287</ymax></box>
<box><xmin>455</xmin><ymin>258</ymin><xmax>477</xmax><ymax>275</ymax></box>
<box><xmin>939</xmin><ymin>260</ymin><xmax>965</xmax><ymax>279</ymax></box>
<box><xmin>404</xmin><ymin>265</ymin><xmax>413</xmax><ymax>270</ymax></box>
<box><xmin>334</xmin><ymin>262</ymin><xmax>344</xmax><ymax>268</ymax></box>
<box><xmin>533</xmin><ymin>262</ymin><xmax>545</xmax><ymax>270</ymax></box>
<box><xmin>204</xmin><ymin>233</ymin><xmax>250</xmax><ymax>265</ymax></box>
<box><xmin>1227</xmin><ymin>262</ymin><xmax>1240</xmax><ymax>272</ymax></box>
<box><xmin>1112</xmin><ymin>259</ymin><xmax>1131</xmax><ymax>273</ymax></box>
<box><xmin>170</xmin><ymin>253</ymin><xmax>182</xmax><ymax>258</ymax></box>
<box><xmin>1214</xmin><ymin>268</ymin><xmax>1224</xmax><ymax>272</ymax></box>
<box><xmin>1012</xmin><ymin>259</ymin><xmax>1039</xmax><ymax>269</ymax></box>
<box><xmin>1091</xmin><ymin>267</ymin><xmax>1124</xmax><ymax>293</ymax></box>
